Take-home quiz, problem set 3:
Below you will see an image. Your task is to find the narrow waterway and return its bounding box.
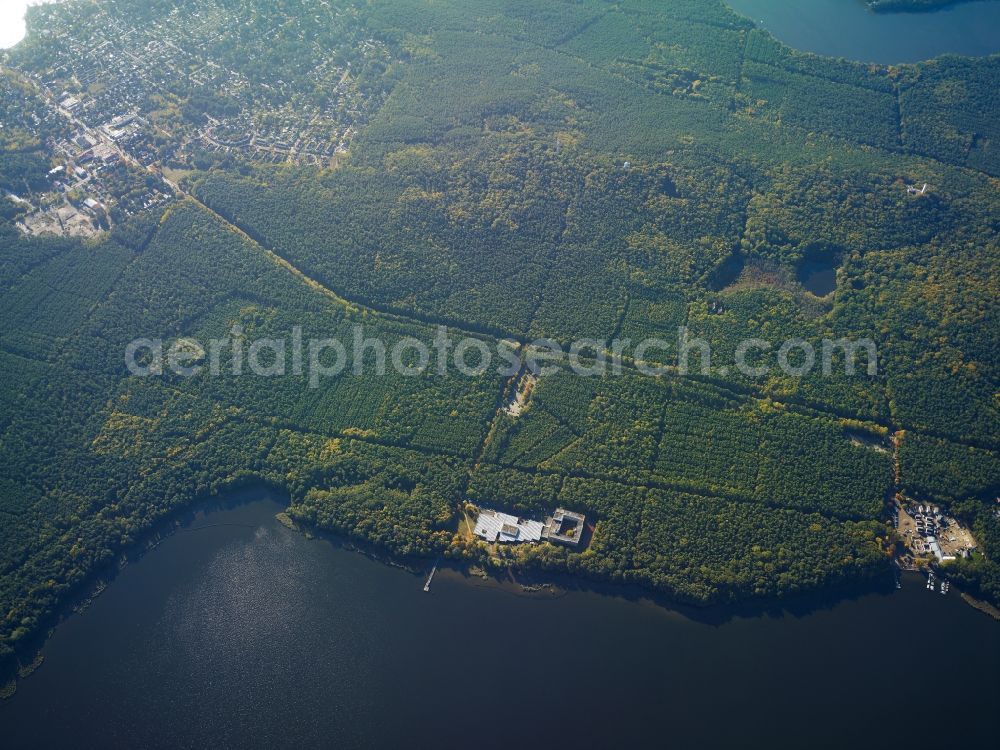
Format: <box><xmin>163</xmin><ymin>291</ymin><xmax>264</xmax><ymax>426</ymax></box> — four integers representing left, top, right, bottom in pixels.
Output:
<box><xmin>0</xmin><ymin>489</ymin><xmax>996</xmax><ymax>749</ymax></box>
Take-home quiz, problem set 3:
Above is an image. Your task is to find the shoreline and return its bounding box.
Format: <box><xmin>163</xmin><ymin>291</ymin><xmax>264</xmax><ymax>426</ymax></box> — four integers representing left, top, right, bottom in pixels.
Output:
<box><xmin>867</xmin><ymin>0</ymin><xmax>985</xmax><ymax>13</ymax></box>
<box><xmin>960</xmin><ymin>592</ymin><xmax>1000</xmax><ymax>621</ymax></box>
<box><xmin>0</xmin><ymin>481</ymin><xmax>289</xmax><ymax>698</ymax></box>
<box><xmin>0</xmin><ymin>1</ymin><xmax>63</xmax><ymax>51</ymax></box>
<box><xmin>1</xmin><ymin>484</ymin><xmax>992</xmax><ymax>699</ymax></box>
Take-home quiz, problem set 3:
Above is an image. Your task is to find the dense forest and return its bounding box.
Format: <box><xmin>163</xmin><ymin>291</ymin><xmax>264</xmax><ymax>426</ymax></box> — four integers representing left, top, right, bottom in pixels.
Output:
<box><xmin>0</xmin><ymin>0</ymin><xmax>997</xmax><ymax>680</ymax></box>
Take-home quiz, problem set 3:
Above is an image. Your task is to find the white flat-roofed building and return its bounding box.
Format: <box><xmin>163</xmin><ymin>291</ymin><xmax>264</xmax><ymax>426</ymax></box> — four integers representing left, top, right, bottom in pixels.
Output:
<box><xmin>542</xmin><ymin>508</ymin><xmax>586</xmax><ymax>547</ymax></box>
<box><xmin>473</xmin><ymin>509</ymin><xmax>544</xmax><ymax>544</ymax></box>
<box><xmin>928</xmin><ymin>538</ymin><xmax>943</xmax><ymax>560</ymax></box>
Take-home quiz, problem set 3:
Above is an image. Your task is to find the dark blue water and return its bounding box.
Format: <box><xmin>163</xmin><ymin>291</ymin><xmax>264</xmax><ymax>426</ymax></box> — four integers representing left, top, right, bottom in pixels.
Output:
<box><xmin>799</xmin><ymin>255</ymin><xmax>839</xmax><ymax>296</ymax></box>
<box><xmin>727</xmin><ymin>0</ymin><xmax>1000</xmax><ymax>62</ymax></box>
<box><xmin>0</xmin><ymin>489</ymin><xmax>997</xmax><ymax>749</ymax></box>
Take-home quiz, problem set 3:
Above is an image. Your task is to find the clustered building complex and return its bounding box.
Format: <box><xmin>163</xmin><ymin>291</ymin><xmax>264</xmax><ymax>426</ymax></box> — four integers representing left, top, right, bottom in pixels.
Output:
<box><xmin>473</xmin><ymin>507</ymin><xmax>586</xmax><ymax>547</ymax></box>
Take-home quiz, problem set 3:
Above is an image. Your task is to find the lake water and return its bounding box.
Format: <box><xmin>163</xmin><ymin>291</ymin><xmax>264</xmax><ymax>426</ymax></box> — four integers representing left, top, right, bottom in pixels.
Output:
<box><xmin>0</xmin><ymin>1</ymin><xmax>62</xmax><ymax>50</ymax></box>
<box><xmin>798</xmin><ymin>252</ymin><xmax>840</xmax><ymax>296</ymax></box>
<box><xmin>0</xmin><ymin>489</ymin><xmax>997</xmax><ymax>748</ymax></box>
<box><xmin>800</xmin><ymin>264</ymin><xmax>837</xmax><ymax>296</ymax></box>
<box><xmin>727</xmin><ymin>0</ymin><xmax>1000</xmax><ymax>63</ymax></box>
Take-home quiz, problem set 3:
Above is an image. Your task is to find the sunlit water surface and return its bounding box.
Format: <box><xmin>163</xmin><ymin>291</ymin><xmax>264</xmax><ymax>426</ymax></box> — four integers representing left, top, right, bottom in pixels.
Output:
<box><xmin>0</xmin><ymin>490</ymin><xmax>996</xmax><ymax>749</ymax></box>
<box><xmin>727</xmin><ymin>0</ymin><xmax>1000</xmax><ymax>63</ymax></box>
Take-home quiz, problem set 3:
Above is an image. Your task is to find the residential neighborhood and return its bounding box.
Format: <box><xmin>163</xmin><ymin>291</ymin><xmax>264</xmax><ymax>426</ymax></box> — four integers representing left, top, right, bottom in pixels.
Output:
<box><xmin>1</xmin><ymin>0</ymin><xmax>395</xmax><ymax>236</ymax></box>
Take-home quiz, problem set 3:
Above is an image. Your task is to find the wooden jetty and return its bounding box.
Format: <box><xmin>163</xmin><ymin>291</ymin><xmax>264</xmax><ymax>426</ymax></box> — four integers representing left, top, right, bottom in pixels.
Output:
<box><xmin>423</xmin><ymin>558</ymin><xmax>439</xmax><ymax>592</ymax></box>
